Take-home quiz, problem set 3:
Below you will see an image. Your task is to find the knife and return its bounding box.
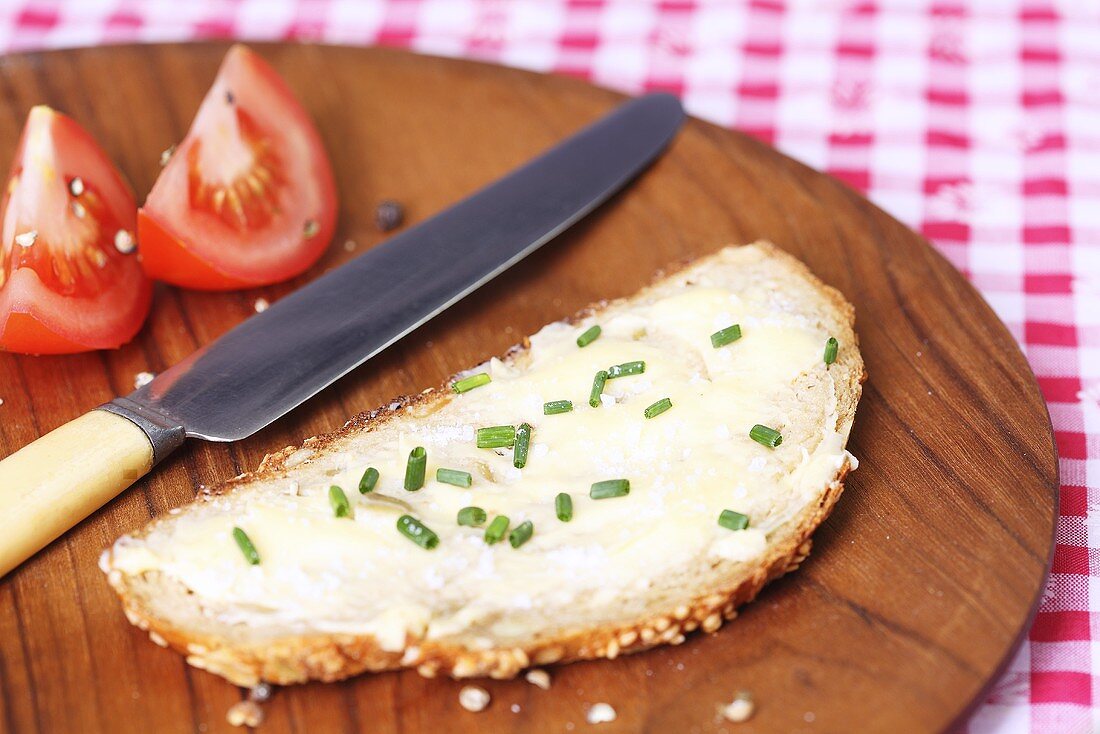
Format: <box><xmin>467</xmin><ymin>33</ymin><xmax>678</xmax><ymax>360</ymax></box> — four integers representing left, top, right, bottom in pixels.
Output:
<box><xmin>0</xmin><ymin>93</ymin><xmax>684</xmax><ymax>577</ymax></box>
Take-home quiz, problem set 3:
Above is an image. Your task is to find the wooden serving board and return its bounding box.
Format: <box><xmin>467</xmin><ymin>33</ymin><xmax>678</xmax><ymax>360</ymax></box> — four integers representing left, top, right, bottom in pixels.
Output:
<box><xmin>0</xmin><ymin>43</ymin><xmax>1057</xmax><ymax>734</ymax></box>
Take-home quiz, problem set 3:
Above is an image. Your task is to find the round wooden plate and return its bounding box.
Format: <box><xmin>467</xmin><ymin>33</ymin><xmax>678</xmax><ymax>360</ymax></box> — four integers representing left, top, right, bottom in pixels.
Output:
<box><xmin>0</xmin><ymin>44</ymin><xmax>1057</xmax><ymax>733</ymax></box>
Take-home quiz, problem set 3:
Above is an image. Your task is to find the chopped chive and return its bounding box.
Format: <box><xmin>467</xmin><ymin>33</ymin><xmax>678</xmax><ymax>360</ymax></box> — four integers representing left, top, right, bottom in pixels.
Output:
<box><xmin>513</xmin><ymin>423</ymin><xmax>532</xmax><ymax>468</ymax></box>
<box><xmin>607</xmin><ymin>360</ymin><xmax>646</xmax><ymax>379</ymax></box>
<box><xmin>749</xmin><ymin>424</ymin><xmax>783</xmax><ymax>448</ymax></box>
<box><xmin>358</xmin><ymin>467</ymin><xmax>379</xmax><ymax>494</ymax></box>
<box><xmin>457</xmin><ymin>506</ymin><xmax>487</xmax><ymax>527</ymax></box>
<box><xmin>477</xmin><ymin>425</ymin><xmax>516</xmax><ymax>449</ymax></box>
<box><xmin>436</xmin><ymin>467</ymin><xmax>472</xmax><ymax>487</ymax></box>
<box><xmin>711</xmin><ymin>324</ymin><xmax>742</xmax><ymax>348</ymax></box>
<box><xmin>232</xmin><ymin>527</ymin><xmax>260</xmax><ymax>565</ymax></box>
<box><xmin>397</xmin><ymin>515</ymin><xmax>439</xmax><ymax>549</ymax></box>
<box><xmin>589</xmin><ymin>370</ymin><xmax>609</xmax><ymax>407</ymax></box>
<box><xmin>543</xmin><ymin>399</ymin><xmax>573</xmax><ymax>415</ymax></box>
<box><xmin>576</xmin><ymin>325</ymin><xmax>601</xmax><ymax>347</ymax></box>
<box><xmin>644</xmin><ymin>397</ymin><xmax>673</xmax><ymax>419</ymax></box>
<box><xmin>509</xmin><ymin>520</ymin><xmax>534</xmax><ymax>549</ymax></box>
<box><xmin>590</xmin><ymin>478</ymin><xmax>630</xmax><ymax>499</ymax></box>
<box><xmin>404</xmin><ymin>446</ymin><xmax>427</xmax><ymax>490</ymax></box>
<box><xmin>484</xmin><ymin>515</ymin><xmax>510</xmax><ymax>544</ymax></box>
<box><xmin>824</xmin><ymin>337</ymin><xmax>839</xmax><ymax>365</ymax></box>
<box><xmin>452</xmin><ymin>372</ymin><xmax>491</xmax><ymax>393</ymax></box>
<box><xmin>555</xmin><ymin>492</ymin><xmax>573</xmax><ymax>522</ymax></box>
<box><xmin>719</xmin><ymin>509</ymin><xmax>750</xmax><ymax>531</ymax></box>
<box><xmin>329</xmin><ymin>485</ymin><xmax>351</xmax><ymax>518</ymax></box>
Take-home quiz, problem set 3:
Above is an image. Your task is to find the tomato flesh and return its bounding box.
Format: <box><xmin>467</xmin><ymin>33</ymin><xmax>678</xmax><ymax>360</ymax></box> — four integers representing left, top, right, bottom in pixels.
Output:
<box><xmin>0</xmin><ymin>106</ymin><xmax>151</xmax><ymax>354</ymax></box>
<box><xmin>140</xmin><ymin>45</ymin><xmax>337</xmax><ymax>290</ymax></box>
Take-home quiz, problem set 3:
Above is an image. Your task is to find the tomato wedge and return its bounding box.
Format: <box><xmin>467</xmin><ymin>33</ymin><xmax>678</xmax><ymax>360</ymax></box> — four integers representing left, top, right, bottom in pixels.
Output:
<box><xmin>0</xmin><ymin>106</ymin><xmax>150</xmax><ymax>354</ymax></box>
<box><xmin>139</xmin><ymin>45</ymin><xmax>338</xmax><ymax>290</ymax></box>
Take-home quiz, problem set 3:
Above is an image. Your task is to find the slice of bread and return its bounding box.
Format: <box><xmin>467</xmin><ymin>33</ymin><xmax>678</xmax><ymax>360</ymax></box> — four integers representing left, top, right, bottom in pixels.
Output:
<box><xmin>102</xmin><ymin>242</ymin><xmax>863</xmax><ymax>687</ymax></box>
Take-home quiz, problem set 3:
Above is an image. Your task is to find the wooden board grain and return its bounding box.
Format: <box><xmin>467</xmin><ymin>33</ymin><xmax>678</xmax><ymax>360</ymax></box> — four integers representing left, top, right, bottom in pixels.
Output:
<box><xmin>0</xmin><ymin>43</ymin><xmax>1057</xmax><ymax>734</ymax></box>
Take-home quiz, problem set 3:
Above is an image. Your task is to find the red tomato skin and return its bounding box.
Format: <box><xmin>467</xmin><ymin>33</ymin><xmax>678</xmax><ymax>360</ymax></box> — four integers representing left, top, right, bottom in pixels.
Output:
<box><xmin>137</xmin><ymin>210</ymin><xmax>253</xmax><ymax>291</ymax></box>
<box><xmin>139</xmin><ymin>45</ymin><xmax>338</xmax><ymax>290</ymax></box>
<box><xmin>0</xmin><ymin>106</ymin><xmax>151</xmax><ymax>354</ymax></box>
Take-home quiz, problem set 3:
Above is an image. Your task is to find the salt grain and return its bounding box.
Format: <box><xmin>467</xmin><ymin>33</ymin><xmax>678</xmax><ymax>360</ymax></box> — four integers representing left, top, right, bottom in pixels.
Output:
<box><xmin>254</xmin><ymin>297</ymin><xmax>270</xmax><ymax>313</ymax></box>
<box><xmin>510</xmin><ymin>704</ymin><xmax>521</xmax><ymax>713</ymax></box>
<box><xmin>133</xmin><ymin>371</ymin><xmax>155</xmax><ymax>389</ymax></box>
<box><xmin>586</xmin><ymin>703</ymin><xmax>616</xmax><ymax>724</ymax></box>
<box><xmin>525</xmin><ymin>668</ymin><xmax>551</xmax><ymax>690</ymax></box>
<box><xmin>249</xmin><ymin>683</ymin><xmax>273</xmax><ymax>702</ymax></box>
<box><xmin>459</xmin><ymin>685</ymin><xmax>490</xmax><ymax>712</ymax></box>
<box><xmin>721</xmin><ymin>692</ymin><xmax>754</xmax><ymax>723</ymax></box>
<box><xmin>15</xmin><ymin>231</ymin><xmax>37</xmax><ymax>248</ymax></box>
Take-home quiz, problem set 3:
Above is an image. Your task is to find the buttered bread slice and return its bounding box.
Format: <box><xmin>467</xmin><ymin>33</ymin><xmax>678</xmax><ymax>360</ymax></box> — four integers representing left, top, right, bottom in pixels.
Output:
<box><xmin>103</xmin><ymin>242</ymin><xmax>863</xmax><ymax>686</ymax></box>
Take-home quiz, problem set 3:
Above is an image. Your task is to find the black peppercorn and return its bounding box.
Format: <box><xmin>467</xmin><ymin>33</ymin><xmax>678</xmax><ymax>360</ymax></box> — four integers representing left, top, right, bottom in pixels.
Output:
<box><xmin>375</xmin><ymin>200</ymin><xmax>405</xmax><ymax>232</ymax></box>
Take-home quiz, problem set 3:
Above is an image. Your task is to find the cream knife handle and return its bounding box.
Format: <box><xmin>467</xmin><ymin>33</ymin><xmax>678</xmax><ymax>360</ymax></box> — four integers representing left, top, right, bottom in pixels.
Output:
<box><xmin>0</xmin><ymin>410</ymin><xmax>155</xmax><ymax>578</ymax></box>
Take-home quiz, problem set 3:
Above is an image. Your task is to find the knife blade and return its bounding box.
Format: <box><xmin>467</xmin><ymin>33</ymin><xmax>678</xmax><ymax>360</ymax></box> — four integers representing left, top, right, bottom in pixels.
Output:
<box><xmin>0</xmin><ymin>93</ymin><xmax>683</xmax><ymax>576</ymax></box>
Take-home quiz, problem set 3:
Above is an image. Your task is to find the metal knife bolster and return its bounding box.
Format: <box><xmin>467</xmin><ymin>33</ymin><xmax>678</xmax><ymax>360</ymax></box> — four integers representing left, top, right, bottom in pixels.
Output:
<box><xmin>99</xmin><ymin>399</ymin><xmax>185</xmax><ymax>466</ymax></box>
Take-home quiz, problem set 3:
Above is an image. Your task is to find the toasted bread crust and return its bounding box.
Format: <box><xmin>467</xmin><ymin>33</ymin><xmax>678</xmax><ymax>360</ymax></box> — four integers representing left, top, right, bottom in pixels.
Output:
<box><xmin>104</xmin><ymin>241</ymin><xmax>864</xmax><ymax>687</ymax></box>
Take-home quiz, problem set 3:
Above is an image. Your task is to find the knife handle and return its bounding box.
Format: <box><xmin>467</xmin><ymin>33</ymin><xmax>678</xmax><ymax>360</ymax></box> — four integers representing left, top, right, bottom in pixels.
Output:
<box><xmin>0</xmin><ymin>410</ymin><xmax>154</xmax><ymax>578</ymax></box>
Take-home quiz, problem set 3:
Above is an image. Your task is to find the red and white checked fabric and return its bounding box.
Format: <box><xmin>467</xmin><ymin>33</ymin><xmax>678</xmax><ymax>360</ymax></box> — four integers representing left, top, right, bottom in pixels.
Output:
<box><xmin>0</xmin><ymin>0</ymin><xmax>1096</xmax><ymax>731</ymax></box>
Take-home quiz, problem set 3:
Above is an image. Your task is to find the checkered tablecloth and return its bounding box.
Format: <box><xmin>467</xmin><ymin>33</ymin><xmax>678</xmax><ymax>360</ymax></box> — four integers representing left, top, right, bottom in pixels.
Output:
<box><xmin>1</xmin><ymin>0</ymin><xmax>1096</xmax><ymax>731</ymax></box>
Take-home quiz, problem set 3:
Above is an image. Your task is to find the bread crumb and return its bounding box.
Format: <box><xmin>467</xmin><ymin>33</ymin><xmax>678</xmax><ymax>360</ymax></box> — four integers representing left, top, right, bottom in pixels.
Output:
<box><xmin>525</xmin><ymin>668</ymin><xmax>551</xmax><ymax>690</ymax></box>
<box><xmin>226</xmin><ymin>700</ymin><xmax>264</xmax><ymax>727</ymax></box>
<box><xmin>586</xmin><ymin>703</ymin><xmax>616</xmax><ymax>724</ymax></box>
<box><xmin>134</xmin><ymin>371</ymin><xmax>155</xmax><ymax>389</ymax></box>
<box><xmin>254</xmin><ymin>298</ymin><xmax>270</xmax><ymax>313</ymax></box>
<box><xmin>459</xmin><ymin>685</ymin><xmax>490</xmax><ymax>712</ymax></box>
<box><xmin>721</xmin><ymin>692</ymin><xmax>754</xmax><ymax>722</ymax></box>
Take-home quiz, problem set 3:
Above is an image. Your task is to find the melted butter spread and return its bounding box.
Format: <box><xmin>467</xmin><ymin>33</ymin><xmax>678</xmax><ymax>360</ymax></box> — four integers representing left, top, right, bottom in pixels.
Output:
<box><xmin>110</xmin><ymin>255</ymin><xmax>858</xmax><ymax>649</ymax></box>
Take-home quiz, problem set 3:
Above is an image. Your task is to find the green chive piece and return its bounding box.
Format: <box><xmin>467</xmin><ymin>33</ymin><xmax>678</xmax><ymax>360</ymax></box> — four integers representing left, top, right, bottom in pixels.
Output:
<box><xmin>749</xmin><ymin>424</ymin><xmax>783</xmax><ymax>448</ymax></box>
<box><xmin>509</xmin><ymin>520</ymin><xmax>534</xmax><ymax>549</ymax></box>
<box><xmin>824</xmin><ymin>337</ymin><xmax>839</xmax><ymax>365</ymax></box>
<box><xmin>477</xmin><ymin>425</ymin><xmax>516</xmax><ymax>449</ymax></box>
<box><xmin>577</xmin><ymin>325</ymin><xmax>601</xmax><ymax>347</ymax></box>
<box><xmin>358</xmin><ymin>467</ymin><xmax>379</xmax><ymax>494</ymax></box>
<box><xmin>589</xmin><ymin>370</ymin><xmax>609</xmax><ymax>407</ymax></box>
<box><xmin>513</xmin><ymin>423</ymin><xmax>532</xmax><ymax>468</ymax></box>
<box><xmin>710</xmin><ymin>324</ymin><xmax>742</xmax><ymax>348</ymax></box>
<box><xmin>644</xmin><ymin>397</ymin><xmax>673</xmax><ymax>419</ymax></box>
<box><xmin>397</xmin><ymin>515</ymin><xmax>439</xmax><ymax>549</ymax></box>
<box><xmin>232</xmin><ymin>527</ymin><xmax>260</xmax><ymax>565</ymax></box>
<box><xmin>719</xmin><ymin>509</ymin><xmax>750</xmax><ymax>531</ymax></box>
<box><xmin>436</xmin><ymin>467</ymin><xmax>473</xmax><ymax>487</ymax></box>
<box><xmin>329</xmin><ymin>485</ymin><xmax>352</xmax><ymax>518</ymax></box>
<box><xmin>543</xmin><ymin>399</ymin><xmax>574</xmax><ymax>415</ymax></box>
<box><xmin>555</xmin><ymin>492</ymin><xmax>573</xmax><ymax>522</ymax></box>
<box><xmin>607</xmin><ymin>360</ymin><xmax>646</xmax><ymax>379</ymax></box>
<box><xmin>590</xmin><ymin>478</ymin><xmax>630</xmax><ymax>499</ymax></box>
<box><xmin>457</xmin><ymin>506</ymin><xmax>487</xmax><ymax>527</ymax></box>
<box><xmin>404</xmin><ymin>446</ymin><xmax>427</xmax><ymax>490</ymax></box>
<box><xmin>484</xmin><ymin>515</ymin><xmax>510</xmax><ymax>544</ymax></box>
<box><xmin>452</xmin><ymin>372</ymin><xmax>491</xmax><ymax>393</ymax></box>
